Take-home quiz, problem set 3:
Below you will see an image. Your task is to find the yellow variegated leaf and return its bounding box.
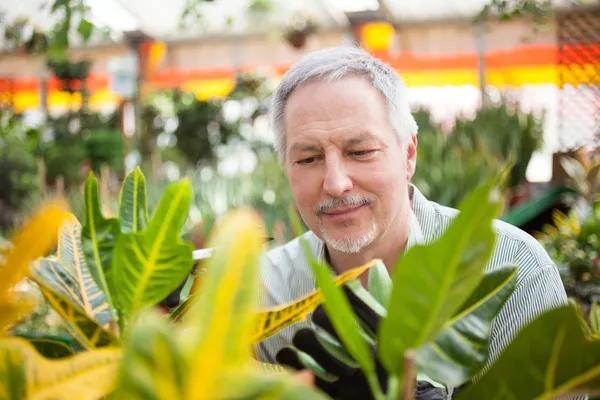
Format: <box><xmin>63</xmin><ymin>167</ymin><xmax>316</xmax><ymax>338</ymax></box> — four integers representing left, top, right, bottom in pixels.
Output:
<box><xmin>32</xmin><ymin>284</ymin><xmax>118</xmax><ymax>349</ymax></box>
<box><xmin>251</xmin><ymin>260</ymin><xmax>377</xmax><ymax>343</ymax></box>
<box><xmin>0</xmin><ymin>199</ymin><xmax>68</xmax><ymax>333</ymax></box>
<box><xmin>31</xmin><ymin>214</ymin><xmax>116</xmax><ymax>348</ymax></box>
<box><xmin>180</xmin><ymin>208</ymin><xmax>265</xmax><ymax>400</ymax></box>
<box><xmin>0</xmin><ymin>337</ymin><xmax>120</xmax><ymax>400</ymax></box>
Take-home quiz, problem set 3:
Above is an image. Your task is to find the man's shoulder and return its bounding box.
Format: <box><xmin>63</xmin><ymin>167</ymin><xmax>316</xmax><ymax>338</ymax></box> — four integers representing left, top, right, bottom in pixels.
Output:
<box><xmin>433</xmin><ymin>201</ymin><xmax>555</xmax><ymax>276</ymax></box>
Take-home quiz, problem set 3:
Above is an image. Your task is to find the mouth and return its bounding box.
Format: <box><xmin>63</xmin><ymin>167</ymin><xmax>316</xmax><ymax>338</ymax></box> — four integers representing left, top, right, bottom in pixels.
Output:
<box><xmin>321</xmin><ymin>204</ymin><xmax>366</xmax><ymax>222</ymax></box>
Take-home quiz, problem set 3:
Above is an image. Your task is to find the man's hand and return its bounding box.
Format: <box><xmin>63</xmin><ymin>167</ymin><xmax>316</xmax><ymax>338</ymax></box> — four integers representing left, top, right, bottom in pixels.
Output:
<box><xmin>275</xmin><ymin>285</ymin><xmax>447</xmax><ymax>400</ymax></box>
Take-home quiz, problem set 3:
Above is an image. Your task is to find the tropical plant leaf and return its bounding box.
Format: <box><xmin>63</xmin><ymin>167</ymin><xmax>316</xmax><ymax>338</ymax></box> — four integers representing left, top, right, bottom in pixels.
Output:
<box><xmin>456</xmin><ymin>305</ymin><xmax>600</xmax><ymax>399</ymax></box>
<box><xmin>251</xmin><ymin>260</ymin><xmax>376</xmax><ymax>343</ymax></box>
<box><xmin>113</xmin><ymin>310</ymin><xmax>187</xmax><ymax>400</ymax></box>
<box><xmin>378</xmin><ymin>180</ymin><xmax>502</xmax><ymax>381</ymax></box>
<box><xmin>30</xmin><ymin>283</ymin><xmax>118</xmax><ymax>349</ymax></box>
<box><xmin>81</xmin><ymin>173</ymin><xmax>119</xmax><ymax>322</ymax></box>
<box><xmin>0</xmin><ymin>199</ymin><xmax>68</xmax><ymax>332</ymax></box>
<box><xmin>0</xmin><ymin>337</ymin><xmax>120</xmax><ymax>400</ymax></box>
<box><xmin>171</xmin><ymin>260</ymin><xmax>376</xmax><ymax>343</ymax></box>
<box><xmin>111</xmin><ymin>179</ymin><xmax>194</xmax><ymax>319</ymax></box>
<box><xmin>178</xmin><ymin>208</ymin><xmax>265</xmax><ymax>399</ymax></box>
<box><xmin>307</xmin><ymin>253</ymin><xmax>384</xmax><ymax>398</ymax></box>
<box><xmin>416</xmin><ymin>266</ymin><xmax>518</xmax><ymax>387</ymax></box>
<box><xmin>367</xmin><ymin>260</ymin><xmax>392</xmax><ymax>308</ymax></box>
<box><xmin>28</xmin><ymin>339</ymin><xmax>73</xmax><ymax>359</ymax></box>
<box><xmin>118</xmin><ymin>166</ymin><xmax>149</xmax><ymax>234</ymax></box>
<box><xmin>32</xmin><ymin>214</ymin><xmax>112</xmax><ymax>330</ymax></box>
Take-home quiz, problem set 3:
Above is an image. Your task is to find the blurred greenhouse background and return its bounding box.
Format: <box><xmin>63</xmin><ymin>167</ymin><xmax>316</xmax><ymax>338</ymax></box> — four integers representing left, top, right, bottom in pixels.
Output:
<box><xmin>0</xmin><ymin>0</ymin><xmax>599</xmax><ymax>334</ymax></box>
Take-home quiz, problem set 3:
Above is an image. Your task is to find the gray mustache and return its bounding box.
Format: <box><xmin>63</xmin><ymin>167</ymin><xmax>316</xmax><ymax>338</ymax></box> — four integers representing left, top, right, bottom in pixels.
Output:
<box><xmin>316</xmin><ymin>195</ymin><xmax>372</xmax><ymax>215</ymax></box>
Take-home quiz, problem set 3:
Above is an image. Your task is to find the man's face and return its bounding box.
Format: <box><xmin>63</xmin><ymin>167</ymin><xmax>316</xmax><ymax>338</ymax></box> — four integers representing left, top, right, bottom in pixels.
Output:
<box><xmin>283</xmin><ymin>75</ymin><xmax>417</xmax><ymax>254</ymax></box>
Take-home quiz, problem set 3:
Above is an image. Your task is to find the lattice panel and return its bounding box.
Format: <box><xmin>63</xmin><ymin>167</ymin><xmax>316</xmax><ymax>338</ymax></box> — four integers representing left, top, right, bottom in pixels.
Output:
<box><xmin>557</xmin><ymin>5</ymin><xmax>600</xmax><ymax>151</ymax></box>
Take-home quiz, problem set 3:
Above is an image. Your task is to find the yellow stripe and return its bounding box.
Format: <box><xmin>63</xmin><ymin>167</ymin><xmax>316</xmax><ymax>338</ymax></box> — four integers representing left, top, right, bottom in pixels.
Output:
<box><xmin>5</xmin><ymin>64</ymin><xmax>598</xmax><ymax>112</ymax></box>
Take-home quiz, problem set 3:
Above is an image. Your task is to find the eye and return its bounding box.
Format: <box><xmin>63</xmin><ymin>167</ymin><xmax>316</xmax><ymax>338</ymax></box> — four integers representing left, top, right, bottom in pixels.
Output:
<box><xmin>296</xmin><ymin>156</ymin><xmax>317</xmax><ymax>165</ymax></box>
<box><xmin>349</xmin><ymin>150</ymin><xmax>377</xmax><ymax>158</ymax></box>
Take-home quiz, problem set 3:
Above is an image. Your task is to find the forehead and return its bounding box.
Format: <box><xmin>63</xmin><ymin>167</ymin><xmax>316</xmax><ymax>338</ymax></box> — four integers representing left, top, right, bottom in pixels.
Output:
<box><xmin>283</xmin><ymin>75</ymin><xmax>393</xmax><ymax>149</ymax></box>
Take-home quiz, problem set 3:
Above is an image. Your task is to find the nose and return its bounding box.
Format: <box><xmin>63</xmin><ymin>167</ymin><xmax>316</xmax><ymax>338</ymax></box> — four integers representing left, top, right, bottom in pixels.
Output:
<box><xmin>323</xmin><ymin>154</ymin><xmax>353</xmax><ymax>198</ymax></box>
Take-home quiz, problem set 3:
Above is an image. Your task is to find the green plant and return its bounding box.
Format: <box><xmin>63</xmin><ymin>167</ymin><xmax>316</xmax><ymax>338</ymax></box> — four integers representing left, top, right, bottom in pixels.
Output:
<box><xmin>0</xmin><ymin>172</ymin><xmax>350</xmax><ymax>398</ymax></box>
<box><xmin>285</xmin><ymin>178</ymin><xmax>600</xmax><ymax>399</ymax></box>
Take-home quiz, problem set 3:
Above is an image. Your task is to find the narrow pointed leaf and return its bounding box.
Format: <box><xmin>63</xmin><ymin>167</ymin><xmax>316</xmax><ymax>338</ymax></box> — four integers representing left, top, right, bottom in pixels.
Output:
<box><xmin>180</xmin><ymin>208</ymin><xmax>265</xmax><ymax>400</ymax></box>
<box><xmin>111</xmin><ymin>179</ymin><xmax>194</xmax><ymax>318</ymax></box>
<box><xmin>32</xmin><ymin>214</ymin><xmax>113</xmax><ymax>330</ymax></box>
<box><xmin>590</xmin><ymin>301</ymin><xmax>600</xmax><ymax>335</ymax></box>
<box><xmin>0</xmin><ymin>199</ymin><xmax>68</xmax><ymax>332</ymax></box>
<box><xmin>119</xmin><ymin>166</ymin><xmax>149</xmax><ymax>234</ymax></box>
<box><xmin>0</xmin><ymin>337</ymin><xmax>120</xmax><ymax>400</ymax></box>
<box><xmin>379</xmin><ymin>181</ymin><xmax>501</xmax><ymax>379</ymax></box>
<box><xmin>416</xmin><ymin>266</ymin><xmax>518</xmax><ymax>387</ymax></box>
<box><xmin>456</xmin><ymin>306</ymin><xmax>600</xmax><ymax>400</ymax></box>
<box><xmin>308</xmin><ymin>255</ymin><xmax>382</xmax><ymax>397</ymax></box>
<box><xmin>81</xmin><ymin>173</ymin><xmax>119</xmax><ymax>321</ymax></box>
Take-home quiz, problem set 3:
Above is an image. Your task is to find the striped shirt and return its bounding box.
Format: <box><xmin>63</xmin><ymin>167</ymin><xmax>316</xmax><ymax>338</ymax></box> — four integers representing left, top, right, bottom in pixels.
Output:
<box><xmin>255</xmin><ymin>184</ymin><xmax>582</xmax><ymax>398</ymax></box>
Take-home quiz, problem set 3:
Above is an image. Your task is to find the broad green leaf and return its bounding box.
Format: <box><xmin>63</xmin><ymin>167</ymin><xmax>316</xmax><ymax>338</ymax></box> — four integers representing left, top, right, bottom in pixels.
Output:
<box><xmin>378</xmin><ymin>180</ymin><xmax>501</xmax><ymax>379</ymax></box>
<box><xmin>118</xmin><ymin>167</ymin><xmax>149</xmax><ymax>234</ymax></box>
<box><xmin>179</xmin><ymin>208</ymin><xmax>265</xmax><ymax>400</ymax></box>
<box><xmin>111</xmin><ymin>178</ymin><xmax>194</xmax><ymax>318</ymax></box>
<box><xmin>81</xmin><ymin>173</ymin><xmax>119</xmax><ymax>322</ymax></box>
<box><xmin>32</xmin><ymin>214</ymin><xmax>113</xmax><ymax>330</ymax></box>
<box><xmin>416</xmin><ymin>266</ymin><xmax>518</xmax><ymax>387</ymax></box>
<box><xmin>308</xmin><ymin>254</ymin><xmax>384</xmax><ymax>399</ymax></box>
<box><xmin>0</xmin><ymin>199</ymin><xmax>68</xmax><ymax>332</ymax></box>
<box><xmin>113</xmin><ymin>311</ymin><xmax>187</xmax><ymax>400</ymax></box>
<box><xmin>0</xmin><ymin>337</ymin><xmax>120</xmax><ymax>400</ymax></box>
<box><xmin>367</xmin><ymin>260</ymin><xmax>392</xmax><ymax>308</ymax></box>
<box><xmin>28</xmin><ymin>339</ymin><xmax>73</xmax><ymax>359</ymax></box>
<box><xmin>456</xmin><ymin>305</ymin><xmax>600</xmax><ymax>400</ymax></box>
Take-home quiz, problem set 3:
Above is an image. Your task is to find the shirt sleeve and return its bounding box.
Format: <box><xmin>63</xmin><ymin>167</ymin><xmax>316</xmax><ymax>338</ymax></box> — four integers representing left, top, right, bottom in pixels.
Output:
<box><xmin>484</xmin><ymin>265</ymin><xmax>588</xmax><ymax>400</ymax></box>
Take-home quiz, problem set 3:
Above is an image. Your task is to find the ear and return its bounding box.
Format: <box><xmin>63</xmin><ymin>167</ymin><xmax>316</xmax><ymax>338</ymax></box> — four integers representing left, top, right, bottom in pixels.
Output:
<box><xmin>406</xmin><ymin>135</ymin><xmax>418</xmax><ymax>181</ymax></box>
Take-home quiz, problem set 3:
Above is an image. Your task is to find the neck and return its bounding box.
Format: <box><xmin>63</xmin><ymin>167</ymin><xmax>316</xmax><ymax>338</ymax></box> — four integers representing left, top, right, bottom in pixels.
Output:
<box><xmin>324</xmin><ymin>204</ymin><xmax>411</xmax><ymax>287</ymax></box>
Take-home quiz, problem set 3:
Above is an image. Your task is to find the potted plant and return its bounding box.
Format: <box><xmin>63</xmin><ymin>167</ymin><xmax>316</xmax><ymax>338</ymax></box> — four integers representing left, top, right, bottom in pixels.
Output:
<box><xmin>283</xmin><ymin>13</ymin><xmax>318</xmax><ymax>50</ymax></box>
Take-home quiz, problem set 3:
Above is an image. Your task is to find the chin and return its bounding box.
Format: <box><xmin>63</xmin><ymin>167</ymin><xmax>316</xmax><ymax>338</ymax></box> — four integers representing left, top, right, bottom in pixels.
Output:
<box><xmin>320</xmin><ymin>226</ymin><xmax>377</xmax><ymax>254</ymax></box>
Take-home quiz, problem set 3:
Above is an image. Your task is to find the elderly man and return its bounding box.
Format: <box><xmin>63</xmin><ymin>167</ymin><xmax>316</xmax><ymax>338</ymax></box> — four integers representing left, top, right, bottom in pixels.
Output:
<box><xmin>254</xmin><ymin>45</ymin><xmax>571</xmax><ymax>398</ymax></box>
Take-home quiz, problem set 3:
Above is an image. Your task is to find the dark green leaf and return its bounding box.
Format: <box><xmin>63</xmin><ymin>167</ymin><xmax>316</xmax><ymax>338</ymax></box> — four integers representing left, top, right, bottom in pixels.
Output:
<box><xmin>28</xmin><ymin>339</ymin><xmax>73</xmax><ymax>359</ymax></box>
<box><xmin>378</xmin><ymin>180</ymin><xmax>502</xmax><ymax>381</ymax></box>
<box><xmin>416</xmin><ymin>266</ymin><xmax>518</xmax><ymax>387</ymax></box>
<box><xmin>456</xmin><ymin>306</ymin><xmax>600</xmax><ymax>399</ymax></box>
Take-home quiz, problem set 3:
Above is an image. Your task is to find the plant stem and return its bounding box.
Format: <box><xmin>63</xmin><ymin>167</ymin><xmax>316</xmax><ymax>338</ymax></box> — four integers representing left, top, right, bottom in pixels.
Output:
<box><xmin>403</xmin><ymin>350</ymin><xmax>417</xmax><ymax>400</ymax></box>
<box><xmin>385</xmin><ymin>376</ymin><xmax>400</xmax><ymax>400</ymax></box>
<box><xmin>367</xmin><ymin>373</ymin><xmax>386</xmax><ymax>400</ymax></box>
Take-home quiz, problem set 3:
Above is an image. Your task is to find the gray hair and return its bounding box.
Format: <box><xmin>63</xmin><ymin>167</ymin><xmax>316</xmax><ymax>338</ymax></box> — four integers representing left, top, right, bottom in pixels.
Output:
<box><xmin>270</xmin><ymin>44</ymin><xmax>419</xmax><ymax>163</ymax></box>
